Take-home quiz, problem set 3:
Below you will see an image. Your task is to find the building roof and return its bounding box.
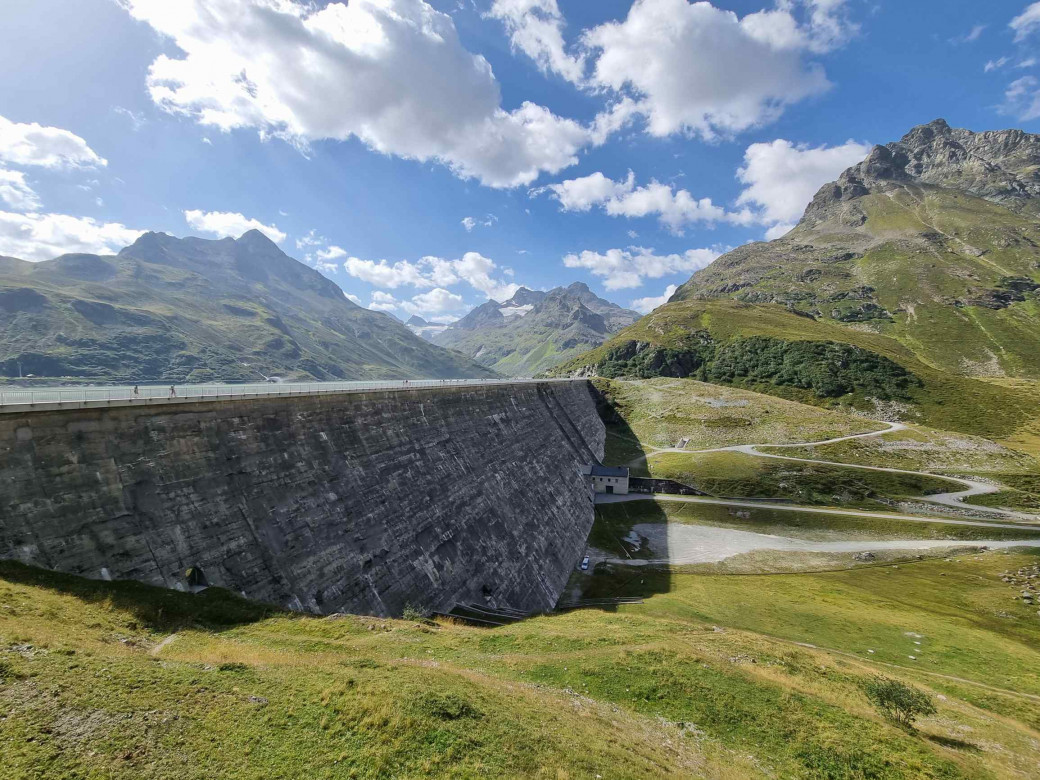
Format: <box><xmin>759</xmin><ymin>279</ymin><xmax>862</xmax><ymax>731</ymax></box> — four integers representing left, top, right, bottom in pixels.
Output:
<box><xmin>589</xmin><ymin>464</ymin><xmax>629</xmax><ymax>478</ymax></box>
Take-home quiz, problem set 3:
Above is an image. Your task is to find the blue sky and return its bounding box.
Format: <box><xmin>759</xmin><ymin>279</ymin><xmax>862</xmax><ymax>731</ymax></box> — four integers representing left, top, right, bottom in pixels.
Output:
<box><xmin>1</xmin><ymin>0</ymin><xmax>1038</xmax><ymax>321</ymax></box>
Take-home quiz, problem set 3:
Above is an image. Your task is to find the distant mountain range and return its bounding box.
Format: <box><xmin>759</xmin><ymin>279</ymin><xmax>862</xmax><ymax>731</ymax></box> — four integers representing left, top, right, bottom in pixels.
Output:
<box><xmin>431</xmin><ymin>283</ymin><xmax>640</xmax><ymax>376</ymax></box>
<box><xmin>0</xmin><ymin>231</ymin><xmax>493</xmax><ymax>383</ymax></box>
<box><xmin>405</xmin><ymin>315</ymin><xmax>450</xmax><ymax>340</ymax></box>
<box><xmin>553</xmin><ymin>120</ymin><xmax>1040</xmax><ymax>440</ymax></box>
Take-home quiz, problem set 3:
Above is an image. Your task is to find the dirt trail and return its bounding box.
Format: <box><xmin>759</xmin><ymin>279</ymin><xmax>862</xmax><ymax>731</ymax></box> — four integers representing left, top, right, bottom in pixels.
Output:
<box><xmin>643</xmin><ymin>421</ymin><xmax>1038</xmax><ymax>522</ymax></box>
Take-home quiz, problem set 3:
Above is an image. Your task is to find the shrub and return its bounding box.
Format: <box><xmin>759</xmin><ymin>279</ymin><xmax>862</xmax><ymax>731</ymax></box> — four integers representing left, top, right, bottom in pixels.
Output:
<box><xmin>864</xmin><ymin>676</ymin><xmax>936</xmax><ymax>729</ymax></box>
<box><xmin>0</xmin><ymin>659</ymin><xmax>14</xmax><ymax>683</ymax></box>
<box><xmin>401</xmin><ymin>603</ymin><xmax>429</xmax><ymax>622</ymax></box>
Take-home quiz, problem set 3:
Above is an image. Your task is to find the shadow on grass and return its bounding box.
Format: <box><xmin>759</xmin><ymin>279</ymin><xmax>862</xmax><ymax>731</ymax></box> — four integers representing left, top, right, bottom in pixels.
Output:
<box><xmin>589</xmin><ymin>381</ymin><xmax>649</xmax><ymax>476</ymax></box>
<box><xmin>575</xmin><ymin>500</ymin><xmax>672</xmax><ymax>606</ymax></box>
<box><xmin>924</xmin><ymin>734</ymin><xmax>981</xmax><ymax>753</ymax></box>
<box><xmin>0</xmin><ymin>560</ymin><xmax>280</xmax><ymax>633</ymax></box>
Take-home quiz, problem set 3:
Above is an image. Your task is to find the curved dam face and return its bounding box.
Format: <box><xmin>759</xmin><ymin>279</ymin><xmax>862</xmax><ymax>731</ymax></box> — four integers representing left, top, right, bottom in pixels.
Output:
<box><xmin>0</xmin><ymin>381</ymin><xmax>604</xmax><ymax>616</ymax></box>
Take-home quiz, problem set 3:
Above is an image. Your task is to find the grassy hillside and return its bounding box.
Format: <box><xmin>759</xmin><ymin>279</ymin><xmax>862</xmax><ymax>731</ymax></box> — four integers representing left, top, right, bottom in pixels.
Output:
<box><xmin>5</xmin><ymin>552</ymin><xmax>1040</xmax><ymax>778</ymax></box>
<box><xmin>647</xmin><ymin>450</ymin><xmax>961</xmax><ymax>510</ymax></box>
<box><xmin>554</xmin><ymin>300</ymin><xmax>1040</xmax><ymax>439</ymax></box>
<box><xmin>0</xmin><ymin>232</ymin><xmax>492</xmax><ymax>383</ymax></box>
<box><xmin>672</xmin><ymin>187</ymin><xmax>1040</xmax><ymax>380</ymax></box>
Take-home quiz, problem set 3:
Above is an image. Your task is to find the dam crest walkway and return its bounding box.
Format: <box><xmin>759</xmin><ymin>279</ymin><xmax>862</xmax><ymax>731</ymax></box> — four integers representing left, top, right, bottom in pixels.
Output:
<box><xmin>0</xmin><ymin>378</ymin><xmax>585</xmax><ymax>414</ymax></box>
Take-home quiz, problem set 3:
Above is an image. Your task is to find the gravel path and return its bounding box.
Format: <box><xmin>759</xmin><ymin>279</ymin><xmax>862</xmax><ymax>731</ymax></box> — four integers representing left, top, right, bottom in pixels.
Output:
<box><xmin>592</xmin><ymin>521</ymin><xmax>1036</xmax><ymax>566</ymax></box>
<box><xmin>645</xmin><ymin>421</ymin><xmax>1038</xmax><ymax>522</ymax></box>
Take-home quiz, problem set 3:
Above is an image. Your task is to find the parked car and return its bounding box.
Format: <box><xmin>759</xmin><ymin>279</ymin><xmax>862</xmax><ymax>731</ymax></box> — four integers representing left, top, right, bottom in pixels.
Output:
<box><xmin>580</xmin><ymin>556</ymin><xmax>590</xmax><ymax>571</ymax></box>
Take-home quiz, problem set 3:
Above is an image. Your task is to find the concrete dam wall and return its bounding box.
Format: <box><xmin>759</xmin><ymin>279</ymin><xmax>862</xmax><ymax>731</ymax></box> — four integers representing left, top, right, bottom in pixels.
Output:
<box><xmin>0</xmin><ymin>381</ymin><xmax>604</xmax><ymax>616</ymax></box>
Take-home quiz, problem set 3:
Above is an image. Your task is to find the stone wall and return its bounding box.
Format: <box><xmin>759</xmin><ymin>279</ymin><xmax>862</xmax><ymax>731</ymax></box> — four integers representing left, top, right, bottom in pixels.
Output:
<box><xmin>0</xmin><ymin>381</ymin><xmax>604</xmax><ymax>616</ymax></box>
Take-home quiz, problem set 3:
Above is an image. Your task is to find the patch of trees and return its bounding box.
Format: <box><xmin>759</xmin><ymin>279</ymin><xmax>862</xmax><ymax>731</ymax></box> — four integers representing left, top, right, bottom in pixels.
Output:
<box><xmin>596</xmin><ymin>335</ymin><xmax>920</xmax><ymax>401</ymax></box>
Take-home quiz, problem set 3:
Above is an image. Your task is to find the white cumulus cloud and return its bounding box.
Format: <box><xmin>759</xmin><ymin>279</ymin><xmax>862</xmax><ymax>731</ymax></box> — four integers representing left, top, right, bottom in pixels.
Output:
<box><xmin>401</xmin><ymin>287</ymin><xmax>464</xmax><ymax>316</ymax></box>
<box><xmin>735</xmin><ymin>138</ymin><xmax>871</xmax><ymax>230</ymax></box>
<box><xmin>121</xmin><ymin>0</ymin><xmax>601</xmax><ymax>188</ymax></box>
<box><xmin>343</xmin><ymin>251</ymin><xmax>519</xmax><ymax>301</ymax></box>
<box><xmin>581</xmin><ymin>0</ymin><xmax>850</xmax><ymax>139</ymax></box>
<box><xmin>487</xmin><ymin>0</ymin><xmax>585</xmax><ymax>83</ymax></box>
<box><xmin>630</xmin><ymin>283</ymin><xmax>677</xmax><ymax>314</ymax></box>
<box><xmin>0</xmin><ymin>169</ymin><xmax>41</xmax><ymax>211</ymax></box>
<box><xmin>0</xmin><ymin>114</ymin><xmax>106</xmax><ymax>170</ymax></box>
<box><xmin>563</xmin><ymin>245</ymin><xmax>720</xmax><ymax>290</ymax></box>
<box><xmin>184</xmin><ymin>209</ymin><xmax>287</xmax><ymax>243</ymax></box>
<box><xmin>0</xmin><ymin>211</ymin><xmax>143</xmax><ymax>261</ymax></box>
<box><xmin>537</xmin><ymin>170</ymin><xmax>747</xmax><ymax>233</ymax></box>
<box><xmin>369</xmin><ymin>290</ymin><xmax>400</xmax><ymax>311</ymax></box>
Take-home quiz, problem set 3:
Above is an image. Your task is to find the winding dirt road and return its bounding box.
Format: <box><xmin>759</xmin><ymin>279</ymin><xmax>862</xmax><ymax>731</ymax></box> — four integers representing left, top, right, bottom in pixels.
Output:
<box><xmin>639</xmin><ymin>421</ymin><xmax>1038</xmax><ymax>523</ymax></box>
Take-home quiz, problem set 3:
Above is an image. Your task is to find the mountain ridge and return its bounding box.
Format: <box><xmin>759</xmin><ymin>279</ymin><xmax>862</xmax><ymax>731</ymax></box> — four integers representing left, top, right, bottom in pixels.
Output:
<box><xmin>433</xmin><ymin>282</ymin><xmax>640</xmax><ymax>376</ymax></box>
<box><xmin>552</xmin><ymin>119</ymin><xmax>1040</xmax><ymax>437</ymax></box>
<box><xmin>0</xmin><ymin>230</ymin><xmax>494</xmax><ymax>382</ymax></box>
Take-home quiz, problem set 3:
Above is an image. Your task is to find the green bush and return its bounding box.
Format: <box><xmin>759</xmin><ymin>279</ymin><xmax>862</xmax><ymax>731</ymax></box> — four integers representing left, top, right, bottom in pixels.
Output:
<box><xmin>864</xmin><ymin>676</ymin><xmax>936</xmax><ymax>729</ymax></box>
<box><xmin>596</xmin><ymin>335</ymin><xmax>920</xmax><ymax>401</ymax></box>
<box><xmin>401</xmin><ymin>603</ymin><xmax>429</xmax><ymax>622</ymax></box>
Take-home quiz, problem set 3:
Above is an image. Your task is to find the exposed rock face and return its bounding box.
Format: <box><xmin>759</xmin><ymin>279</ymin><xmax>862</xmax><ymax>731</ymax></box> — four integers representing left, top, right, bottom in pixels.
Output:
<box><xmin>0</xmin><ymin>381</ymin><xmax>604</xmax><ymax>617</ymax></box>
<box><xmin>805</xmin><ymin>119</ymin><xmax>1040</xmax><ymax>223</ymax></box>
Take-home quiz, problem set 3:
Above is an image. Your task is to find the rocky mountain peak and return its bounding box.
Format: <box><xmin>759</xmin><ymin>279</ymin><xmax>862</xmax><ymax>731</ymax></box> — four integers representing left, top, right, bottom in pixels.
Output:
<box><xmin>804</xmin><ymin>119</ymin><xmax>1040</xmax><ymax>224</ymax></box>
<box><xmin>507</xmin><ymin>287</ymin><xmax>548</xmax><ymax>307</ymax></box>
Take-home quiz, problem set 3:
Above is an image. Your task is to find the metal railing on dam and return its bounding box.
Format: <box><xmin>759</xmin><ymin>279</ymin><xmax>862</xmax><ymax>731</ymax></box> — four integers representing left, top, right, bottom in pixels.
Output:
<box><xmin>0</xmin><ymin>378</ymin><xmax>584</xmax><ymax>413</ymax></box>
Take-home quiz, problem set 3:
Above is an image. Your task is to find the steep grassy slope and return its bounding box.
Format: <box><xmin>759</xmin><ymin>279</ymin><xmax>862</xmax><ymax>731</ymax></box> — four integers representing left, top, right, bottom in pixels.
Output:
<box><xmin>5</xmin><ymin>553</ymin><xmax>1040</xmax><ymax>778</ymax></box>
<box><xmin>0</xmin><ymin>231</ymin><xmax>492</xmax><ymax>383</ymax></box>
<box><xmin>555</xmin><ymin>300</ymin><xmax>1040</xmax><ymax>439</ymax></box>
<box><xmin>673</xmin><ymin>186</ymin><xmax>1040</xmax><ymax>379</ymax></box>
<box><xmin>669</xmin><ymin>120</ymin><xmax>1040</xmax><ymax>380</ymax></box>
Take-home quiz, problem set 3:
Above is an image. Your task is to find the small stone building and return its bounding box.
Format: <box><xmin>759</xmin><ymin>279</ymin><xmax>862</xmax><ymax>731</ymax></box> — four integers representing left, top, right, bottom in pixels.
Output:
<box><xmin>584</xmin><ymin>464</ymin><xmax>630</xmax><ymax>495</ymax></box>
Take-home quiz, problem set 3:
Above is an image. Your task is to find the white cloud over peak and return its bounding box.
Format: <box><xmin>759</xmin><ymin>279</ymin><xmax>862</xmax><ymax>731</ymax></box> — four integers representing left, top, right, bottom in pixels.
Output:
<box><xmin>403</xmin><ymin>287</ymin><xmax>464</xmax><ymax>316</ymax></box>
<box><xmin>488</xmin><ymin>0</ymin><xmax>585</xmax><ymax>84</ymax></box>
<box><xmin>581</xmin><ymin>0</ymin><xmax>851</xmax><ymax>139</ymax></box>
<box><xmin>184</xmin><ymin>209</ymin><xmax>287</xmax><ymax>243</ymax></box>
<box><xmin>369</xmin><ymin>290</ymin><xmax>400</xmax><ymax>311</ymax></box>
<box><xmin>563</xmin><ymin>245</ymin><xmax>720</xmax><ymax>289</ymax></box>
<box><xmin>1011</xmin><ymin>3</ymin><xmax>1040</xmax><ymax>42</ymax></box>
<box><xmin>121</xmin><ymin>0</ymin><xmax>603</xmax><ymax>188</ymax></box>
<box><xmin>0</xmin><ymin>211</ymin><xmax>143</xmax><ymax>262</ymax></box>
<box><xmin>343</xmin><ymin>291</ymin><xmax>362</xmax><ymax>305</ymax></box>
<box><xmin>0</xmin><ymin>114</ymin><xmax>106</xmax><ymax>170</ymax></box>
<box><xmin>537</xmin><ymin>171</ymin><xmax>748</xmax><ymax>233</ymax></box>
<box><xmin>735</xmin><ymin>138</ymin><xmax>871</xmax><ymax>229</ymax></box>
<box><xmin>366</xmin><ymin>287</ymin><xmax>465</xmax><ymax>317</ymax></box>
<box><xmin>0</xmin><ymin>169</ymin><xmax>41</xmax><ymax>211</ymax></box>
<box><xmin>630</xmin><ymin>283</ymin><xmax>677</xmax><ymax>314</ymax></box>
<box><xmin>343</xmin><ymin>251</ymin><xmax>519</xmax><ymax>302</ymax></box>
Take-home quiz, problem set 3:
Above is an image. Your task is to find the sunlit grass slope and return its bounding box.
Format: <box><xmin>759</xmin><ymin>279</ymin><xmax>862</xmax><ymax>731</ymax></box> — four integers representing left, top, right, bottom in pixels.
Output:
<box><xmin>4</xmin><ymin>551</ymin><xmax>1040</xmax><ymax>779</ymax></box>
<box><xmin>554</xmin><ymin>300</ymin><xmax>1040</xmax><ymax>439</ymax></box>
